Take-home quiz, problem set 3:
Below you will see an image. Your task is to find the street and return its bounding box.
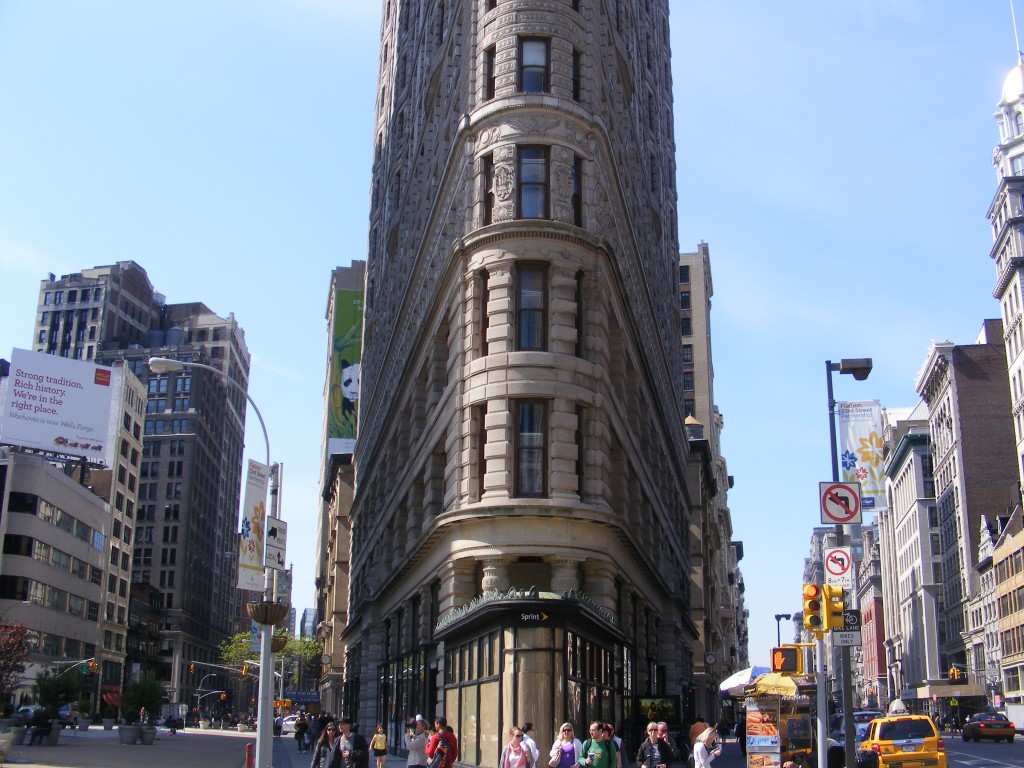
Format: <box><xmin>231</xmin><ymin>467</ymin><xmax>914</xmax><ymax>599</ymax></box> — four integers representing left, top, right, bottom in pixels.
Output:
<box><xmin>946</xmin><ymin>736</ymin><xmax>1024</xmax><ymax>768</ymax></box>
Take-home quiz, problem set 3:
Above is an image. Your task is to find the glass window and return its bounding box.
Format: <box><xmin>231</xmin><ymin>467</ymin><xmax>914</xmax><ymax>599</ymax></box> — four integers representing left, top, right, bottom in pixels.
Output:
<box><xmin>516</xmin><ymin>265</ymin><xmax>547</xmax><ymax>351</ymax></box>
<box><xmin>519</xmin><ymin>38</ymin><xmax>548</xmax><ymax>92</ymax></box>
<box><xmin>515</xmin><ymin>400</ymin><xmax>546</xmax><ymax>497</ymax></box>
<box><xmin>518</xmin><ymin>146</ymin><xmax>548</xmax><ymax>219</ymax></box>
<box><xmin>682</xmin><ymin>344</ymin><xmax>693</xmax><ymax>363</ymax></box>
<box><xmin>484</xmin><ymin>46</ymin><xmax>496</xmax><ymax>100</ymax></box>
<box><xmin>483</xmin><ymin>154</ymin><xmax>495</xmax><ymax>226</ymax></box>
<box><xmin>681</xmin><ymin>317</ymin><xmax>692</xmax><ymax>336</ymax></box>
<box><xmin>572</xmin><ymin>156</ymin><xmax>583</xmax><ymax>226</ymax></box>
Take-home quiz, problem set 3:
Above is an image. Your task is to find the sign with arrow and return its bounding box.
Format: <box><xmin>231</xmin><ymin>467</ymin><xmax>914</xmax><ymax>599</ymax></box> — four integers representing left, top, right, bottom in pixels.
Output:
<box><xmin>824</xmin><ymin>546</ymin><xmax>853</xmax><ymax>588</ymax></box>
<box><xmin>820</xmin><ymin>481</ymin><xmax>862</xmax><ymax>525</ymax></box>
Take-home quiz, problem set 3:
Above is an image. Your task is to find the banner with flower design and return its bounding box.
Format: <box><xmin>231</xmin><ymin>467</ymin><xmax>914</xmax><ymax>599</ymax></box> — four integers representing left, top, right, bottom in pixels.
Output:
<box><xmin>237</xmin><ymin>459</ymin><xmax>270</xmax><ymax>590</ymax></box>
<box><xmin>837</xmin><ymin>400</ymin><xmax>886</xmax><ymax>512</ymax></box>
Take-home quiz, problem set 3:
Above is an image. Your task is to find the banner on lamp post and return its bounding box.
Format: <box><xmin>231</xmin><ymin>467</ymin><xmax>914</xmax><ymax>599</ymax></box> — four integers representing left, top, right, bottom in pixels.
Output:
<box><xmin>837</xmin><ymin>400</ymin><xmax>886</xmax><ymax>513</ymax></box>
<box><xmin>237</xmin><ymin>460</ymin><xmax>269</xmax><ymax>590</ymax></box>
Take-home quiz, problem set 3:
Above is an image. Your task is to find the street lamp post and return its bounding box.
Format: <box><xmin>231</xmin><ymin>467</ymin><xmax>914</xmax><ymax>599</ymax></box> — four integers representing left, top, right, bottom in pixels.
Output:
<box><xmin>774</xmin><ymin>613</ymin><xmax>792</xmax><ymax>647</ymax></box>
<box><xmin>826</xmin><ymin>357</ymin><xmax>872</xmax><ymax>768</ymax></box>
<box><xmin>148</xmin><ymin>357</ymin><xmax>284</xmax><ymax>768</ymax></box>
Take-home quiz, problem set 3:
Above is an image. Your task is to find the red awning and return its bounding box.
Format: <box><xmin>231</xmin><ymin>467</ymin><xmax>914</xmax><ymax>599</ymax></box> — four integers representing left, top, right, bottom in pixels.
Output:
<box><xmin>102</xmin><ymin>692</ymin><xmax>121</xmax><ymax>707</ymax></box>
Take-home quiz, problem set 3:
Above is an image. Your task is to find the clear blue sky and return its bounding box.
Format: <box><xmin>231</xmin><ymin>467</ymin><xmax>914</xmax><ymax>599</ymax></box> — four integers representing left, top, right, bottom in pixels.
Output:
<box><xmin>0</xmin><ymin>2</ymin><xmax>1014</xmax><ymax>673</ymax></box>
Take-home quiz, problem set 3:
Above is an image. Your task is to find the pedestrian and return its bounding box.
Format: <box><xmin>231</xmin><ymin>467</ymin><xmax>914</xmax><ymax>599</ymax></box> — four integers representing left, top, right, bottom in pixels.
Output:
<box><xmin>312</xmin><ymin>719</ymin><xmax>340</xmax><ymax>768</ymax></box>
<box><xmin>636</xmin><ymin>722</ymin><xmax>670</xmax><ymax>768</ymax></box>
<box><xmin>604</xmin><ymin>724</ymin><xmax>623</xmax><ymax>768</ymax></box>
<box><xmin>426</xmin><ymin>716</ymin><xmax>458</xmax><ymax>768</ymax></box>
<box><xmin>339</xmin><ymin>717</ymin><xmax>371</xmax><ymax>768</ymax></box>
<box><xmin>406</xmin><ymin>717</ymin><xmax>430</xmax><ymax>768</ymax></box>
<box><xmin>692</xmin><ymin>728</ymin><xmax>721</xmax><ymax>768</ymax></box>
<box><xmin>657</xmin><ymin>723</ymin><xmax>680</xmax><ymax>764</ymax></box>
<box><xmin>687</xmin><ymin>717</ymin><xmax>706</xmax><ymax>748</ymax></box>
<box><xmin>736</xmin><ymin>715</ymin><xmax>746</xmax><ymax>757</ymax></box>
<box><xmin>371</xmin><ymin>723</ymin><xmax>389</xmax><ymax>768</ymax></box>
<box><xmin>500</xmin><ymin>726</ymin><xmax>537</xmax><ymax>768</ymax></box>
<box><xmin>522</xmin><ymin>723</ymin><xmax>541</xmax><ymax>764</ymax></box>
<box><xmin>296</xmin><ymin>713</ymin><xmax>311</xmax><ymax>754</ymax></box>
<box><xmin>582</xmin><ymin>721</ymin><xmax>616</xmax><ymax>768</ymax></box>
<box><xmin>549</xmin><ymin>723</ymin><xmax>583</xmax><ymax>768</ymax></box>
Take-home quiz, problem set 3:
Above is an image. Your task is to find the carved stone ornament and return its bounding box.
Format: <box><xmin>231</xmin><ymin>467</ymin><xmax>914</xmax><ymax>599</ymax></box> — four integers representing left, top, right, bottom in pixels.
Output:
<box><xmin>506</xmin><ymin>116</ymin><xmax>560</xmax><ymax>136</ymax></box>
<box><xmin>495</xmin><ymin>165</ymin><xmax>514</xmax><ymax>201</ymax></box>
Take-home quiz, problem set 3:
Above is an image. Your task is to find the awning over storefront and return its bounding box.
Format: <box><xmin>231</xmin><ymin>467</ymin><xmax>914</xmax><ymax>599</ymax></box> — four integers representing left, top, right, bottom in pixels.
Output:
<box><xmin>102</xmin><ymin>692</ymin><xmax>121</xmax><ymax>707</ymax></box>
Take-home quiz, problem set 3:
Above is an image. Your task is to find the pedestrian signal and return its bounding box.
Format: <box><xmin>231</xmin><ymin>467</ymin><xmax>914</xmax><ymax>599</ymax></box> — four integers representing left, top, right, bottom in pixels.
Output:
<box><xmin>771</xmin><ymin>646</ymin><xmax>802</xmax><ymax>676</ymax></box>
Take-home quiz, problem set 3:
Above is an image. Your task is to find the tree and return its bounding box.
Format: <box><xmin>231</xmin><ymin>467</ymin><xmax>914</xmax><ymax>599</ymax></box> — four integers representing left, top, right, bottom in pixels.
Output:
<box><xmin>122</xmin><ymin>676</ymin><xmax>165</xmax><ymax>724</ymax></box>
<box><xmin>0</xmin><ymin>623</ymin><xmax>30</xmax><ymax>705</ymax></box>
<box><xmin>33</xmin><ymin>668</ymin><xmax>81</xmax><ymax>716</ymax></box>
<box><xmin>218</xmin><ymin>632</ymin><xmax>260</xmax><ymax>669</ymax></box>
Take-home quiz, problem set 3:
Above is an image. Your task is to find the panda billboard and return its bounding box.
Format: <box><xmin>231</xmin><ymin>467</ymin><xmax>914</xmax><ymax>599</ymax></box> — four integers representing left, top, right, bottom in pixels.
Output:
<box><xmin>327</xmin><ymin>266</ymin><xmax>363</xmax><ymax>456</ymax></box>
<box><xmin>0</xmin><ymin>348</ymin><xmax>114</xmax><ymax>460</ymax></box>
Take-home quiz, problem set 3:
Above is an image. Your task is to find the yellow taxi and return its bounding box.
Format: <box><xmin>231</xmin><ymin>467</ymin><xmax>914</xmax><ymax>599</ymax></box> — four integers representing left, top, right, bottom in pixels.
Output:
<box><xmin>856</xmin><ymin>712</ymin><xmax>946</xmax><ymax>768</ymax></box>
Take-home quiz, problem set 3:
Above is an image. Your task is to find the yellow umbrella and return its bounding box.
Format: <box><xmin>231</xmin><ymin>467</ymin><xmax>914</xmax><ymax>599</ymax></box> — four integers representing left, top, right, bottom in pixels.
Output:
<box><xmin>745</xmin><ymin>672</ymin><xmax>815</xmax><ymax>697</ymax></box>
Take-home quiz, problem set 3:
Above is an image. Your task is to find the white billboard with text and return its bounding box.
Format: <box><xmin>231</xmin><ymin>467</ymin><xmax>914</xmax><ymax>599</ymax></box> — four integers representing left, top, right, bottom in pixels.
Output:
<box><xmin>0</xmin><ymin>348</ymin><xmax>113</xmax><ymax>460</ymax></box>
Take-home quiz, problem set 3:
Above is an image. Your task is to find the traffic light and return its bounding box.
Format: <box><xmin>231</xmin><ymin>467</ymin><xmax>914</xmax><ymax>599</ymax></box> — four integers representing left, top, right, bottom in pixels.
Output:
<box><xmin>88</xmin><ymin>661</ymin><xmax>98</xmax><ymax>673</ymax></box>
<box><xmin>189</xmin><ymin>662</ymin><xmax>195</xmax><ymax>674</ymax></box>
<box><xmin>220</xmin><ymin>693</ymin><xmax>227</xmax><ymax>700</ymax></box>
<box><xmin>821</xmin><ymin>584</ymin><xmax>846</xmax><ymax>630</ymax></box>
<box><xmin>242</xmin><ymin>663</ymin><xmax>248</xmax><ymax>677</ymax></box>
<box><xmin>771</xmin><ymin>646</ymin><xmax>802</xmax><ymax>676</ymax></box>
<box><xmin>802</xmin><ymin>583</ymin><xmax>823</xmax><ymax>635</ymax></box>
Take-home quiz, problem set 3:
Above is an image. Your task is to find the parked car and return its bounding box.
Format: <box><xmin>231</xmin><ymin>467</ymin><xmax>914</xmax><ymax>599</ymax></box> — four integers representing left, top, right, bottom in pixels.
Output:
<box><xmin>857</xmin><ymin>714</ymin><xmax>946</xmax><ymax>768</ymax></box>
<box><xmin>962</xmin><ymin>712</ymin><xmax>1015</xmax><ymax>742</ymax></box>
<box><xmin>281</xmin><ymin>714</ymin><xmax>300</xmax><ymax>734</ymax></box>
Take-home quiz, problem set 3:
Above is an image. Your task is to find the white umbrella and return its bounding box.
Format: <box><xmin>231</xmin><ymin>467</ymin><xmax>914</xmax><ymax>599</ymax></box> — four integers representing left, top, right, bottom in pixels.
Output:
<box><xmin>718</xmin><ymin>665</ymin><xmax>770</xmax><ymax>697</ymax></box>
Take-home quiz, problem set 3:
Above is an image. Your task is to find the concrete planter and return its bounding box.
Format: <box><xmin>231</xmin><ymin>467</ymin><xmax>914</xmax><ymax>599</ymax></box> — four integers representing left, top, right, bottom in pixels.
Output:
<box><xmin>44</xmin><ymin>723</ymin><xmax>62</xmax><ymax>746</ymax></box>
<box><xmin>140</xmin><ymin>727</ymin><xmax>157</xmax><ymax>745</ymax></box>
<box><xmin>10</xmin><ymin>726</ymin><xmax>26</xmax><ymax>746</ymax></box>
<box><xmin>102</xmin><ymin>718</ymin><xmax>115</xmax><ymax>730</ymax></box>
<box><xmin>237</xmin><ymin>724</ymin><xmax>248</xmax><ymax>733</ymax></box>
<box><xmin>118</xmin><ymin>724</ymin><xmax>141</xmax><ymax>744</ymax></box>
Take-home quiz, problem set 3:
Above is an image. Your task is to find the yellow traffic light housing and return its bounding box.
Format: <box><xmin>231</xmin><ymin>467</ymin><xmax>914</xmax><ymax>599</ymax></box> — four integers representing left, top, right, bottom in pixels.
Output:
<box><xmin>822</xmin><ymin>584</ymin><xmax>845</xmax><ymax>630</ymax></box>
<box><xmin>771</xmin><ymin>646</ymin><xmax>802</xmax><ymax>676</ymax></box>
<box><xmin>242</xmin><ymin>663</ymin><xmax>248</xmax><ymax>677</ymax></box>
<box><xmin>802</xmin><ymin>583</ymin><xmax>823</xmax><ymax>636</ymax></box>
<box><xmin>189</xmin><ymin>662</ymin><xmax>195</xmax><ymax>674</ymax></box>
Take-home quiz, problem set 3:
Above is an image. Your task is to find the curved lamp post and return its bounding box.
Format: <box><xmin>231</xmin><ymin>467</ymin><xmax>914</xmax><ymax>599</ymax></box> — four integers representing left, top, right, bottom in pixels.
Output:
<box><xmin>825</xmin><ymin>357</ymin><xmax>872</xmax><ymax>768</ymax></box>
<box><xmin>149</xmin><ymin>357</ymin><xmax>285</xmax><ymax>768</ymax></box>
<box><xmin>773</xmin><ymin>613</ymin><xmax>792</xmax><ymax>646</ymax></box>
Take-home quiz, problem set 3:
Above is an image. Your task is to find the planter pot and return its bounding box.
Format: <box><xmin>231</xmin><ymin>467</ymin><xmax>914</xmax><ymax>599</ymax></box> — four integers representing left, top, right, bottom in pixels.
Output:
<box><xmin>79</xmin><ymin>722</ymin><xmax>90</xmax><ymax>731</ymax></box>
<box><xmin>118</xmin><ymin>725</ymin><xmax>142</xmax><ymax>745</ymax></box>
<box><xmin>199</xmin><ymin>720</ymin><xmax>211</xmax><ymax>730</ymax></box>
<box><xmin>103</xmin><ymin>718</ymin><xmax>115</xmax><ymax>730</ymax></box>
<box><xmin>140</xmin><ymin>727</ymin><xmax>157</xmax><ymax>745</ymax></box>
<box><xmin>11</xmin><ymin>726</ymin><xmax>26</xmax><ymax>746</ymax></box>
<box><xmin>237</xmin><ymin>723</ymin><xmax>248</xmax><ymax>733</ymax></box>
<box><xmin>44</xmin><ymin>723</ymin><xmax>62</xmax><ymax>746</ymax></box>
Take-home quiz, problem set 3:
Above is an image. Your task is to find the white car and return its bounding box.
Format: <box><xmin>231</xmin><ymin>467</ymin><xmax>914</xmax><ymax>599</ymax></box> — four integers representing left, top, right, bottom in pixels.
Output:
<box><xmin>282</xmin><ymin>715</ymin><xmax>300</xmax><ymax>734</ymax></box>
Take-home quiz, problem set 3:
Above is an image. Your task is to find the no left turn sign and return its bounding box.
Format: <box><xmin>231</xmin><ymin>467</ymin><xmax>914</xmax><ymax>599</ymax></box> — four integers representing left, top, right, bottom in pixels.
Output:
<box><xmin>824</xmin><ymin>546</ymin><xmax>853</xmax><ymax>588</ymax></box>
<box><xmin>819</xmin><ymin>481</ymin><xmax>862</xmax><ymax>525</ymax></box>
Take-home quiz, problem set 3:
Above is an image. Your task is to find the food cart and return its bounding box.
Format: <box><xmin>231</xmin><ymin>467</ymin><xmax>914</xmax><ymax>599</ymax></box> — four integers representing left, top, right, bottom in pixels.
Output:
<box><xmin>744</xmin><ymin>673</ymin><xmax>817</xmax><ymax>768</ymax></box>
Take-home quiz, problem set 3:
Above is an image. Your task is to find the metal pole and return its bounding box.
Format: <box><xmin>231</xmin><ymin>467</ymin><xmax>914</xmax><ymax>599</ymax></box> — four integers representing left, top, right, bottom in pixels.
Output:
<box><xmin>826</xmin><ymin>361</ymin><xmax>856</xmax><ymax>768</ymax></box>
<box><xmin>817</xmin><ymin>636</ymin><xmax>827</xmax><ymax>768</ymax></box>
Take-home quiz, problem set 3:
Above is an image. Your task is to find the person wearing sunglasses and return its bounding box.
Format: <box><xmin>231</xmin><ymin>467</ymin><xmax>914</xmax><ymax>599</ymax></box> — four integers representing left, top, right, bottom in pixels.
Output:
<box><xmin>501</xmin><ymin>727</ymin><xmax>536</xmax><ymax>768</ymax></box>
<box><xmin>311</xmin><ymin>719</ymin><xmax>340</xmax><ymax>768</ymax></box>
<box><xmin>549</xmin><ymin>723</ymin><xmax>583</xmax><ymax>768</ymax></box>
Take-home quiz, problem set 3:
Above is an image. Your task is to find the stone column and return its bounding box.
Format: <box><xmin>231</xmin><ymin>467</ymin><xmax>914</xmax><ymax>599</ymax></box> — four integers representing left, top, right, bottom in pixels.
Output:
<box><xmin>582</xmin><ymin>559</ymin><xmax>617</xmax><ymax>614</ymax></box>
<box><xmin>437</xmin><ymin>559</ymin><xmax>478</xmax><ymax>615</ymax></box>
<box><xmin>481</xmin><ymin>557</ymin><xmax>511</xmax><ymax>593</ymax></box>
<box><xmin>550</xmin><ymin>558</ymin><xmax>582</xmax><ymax>594</ymax></box>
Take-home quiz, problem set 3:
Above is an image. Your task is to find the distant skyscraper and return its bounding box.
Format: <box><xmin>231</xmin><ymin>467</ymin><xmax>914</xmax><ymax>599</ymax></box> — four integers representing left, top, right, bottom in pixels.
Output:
<box><xmin>31</xmin><ymin>262</ymin><xmax>250</xmax><ymax>712</ymax></box>
<box><xmin>331</xmin><ymin>0</ymin><xmax>695</xmax><ymax>751</ymax></box>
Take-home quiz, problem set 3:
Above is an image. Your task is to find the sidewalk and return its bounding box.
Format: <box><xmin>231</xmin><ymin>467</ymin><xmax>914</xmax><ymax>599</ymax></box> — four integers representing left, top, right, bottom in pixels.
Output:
<box><xmin>273</xmin><ymin>741</ymin><xmax>411</xmax><ymax>768</ymax></box>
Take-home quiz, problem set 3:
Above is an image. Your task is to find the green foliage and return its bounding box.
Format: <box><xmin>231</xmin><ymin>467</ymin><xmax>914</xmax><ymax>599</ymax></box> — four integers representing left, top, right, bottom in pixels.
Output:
<box><xmin>33</xmin><ymin>668</ymin><xmax>81</xmax><ymax>716</ymax></box>
<box><xmin>218</xmin><ymin>632</ymin><xmax>260</xmax><ymax>669</ymax></box>
<box><xmin>282</xmin><ymin>634</ymin><xmax>322</xmax><ymax>668</ymax></box>
<box><xmin>121</xmin><ymin>676</ymin><xmax>165</xmax><ymax>724</ymax></box>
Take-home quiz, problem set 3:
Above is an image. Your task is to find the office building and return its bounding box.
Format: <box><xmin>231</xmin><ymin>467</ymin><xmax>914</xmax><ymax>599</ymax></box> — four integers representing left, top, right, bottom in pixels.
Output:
<box><xmin>333</xmin><ymin>0</ymin><xmax>696</xmax><ymax>759</ymax></box>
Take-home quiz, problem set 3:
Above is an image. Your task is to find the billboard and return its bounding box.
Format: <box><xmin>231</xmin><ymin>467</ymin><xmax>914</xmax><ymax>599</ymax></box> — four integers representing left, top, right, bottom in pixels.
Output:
<box><xmin>0</xmin><ymin>348</ymin><xmax>113</xmax><ymax>460</ymax></box>
<box><xmin>837</xmin><ymin>399</ymin><xmax>886</xmax><ymax>511</ymax></box>
<box><xmin>327</xmin><ymin>287</ymin><xmax>363</xmax><ymax>456</ymax></box>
